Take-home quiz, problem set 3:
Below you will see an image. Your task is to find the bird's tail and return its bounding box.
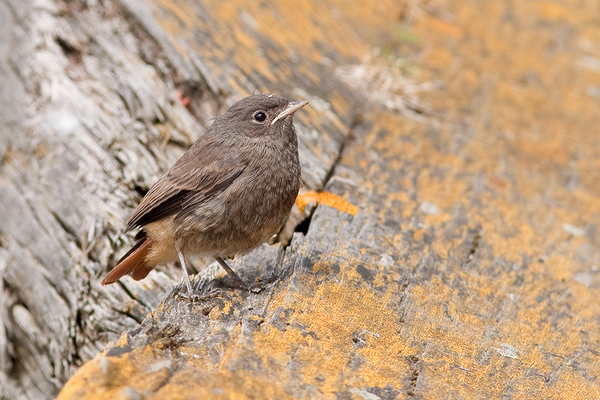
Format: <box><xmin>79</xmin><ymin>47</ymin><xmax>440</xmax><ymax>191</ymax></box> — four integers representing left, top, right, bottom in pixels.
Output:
<box><xmin>101</xmin><ymin>234</ymin><xmax>154</xmax><ymax>285</ymax></box>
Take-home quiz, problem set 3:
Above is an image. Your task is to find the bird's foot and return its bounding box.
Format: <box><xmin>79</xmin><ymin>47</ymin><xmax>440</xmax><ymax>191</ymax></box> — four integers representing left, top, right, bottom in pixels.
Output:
<box><xmin>177</xmin><ymin>287</ymin><xmax>227</xmax><ymax>302</ymax></box>
<box><xmin>215</xmin><ymin>256</ymin><xmax>279</xmax><ymax>293</ymax></box>
<box><xmin>176</xmin><ymin>290</ymin><xmax>201</xmax><ymax>302</ymax></box>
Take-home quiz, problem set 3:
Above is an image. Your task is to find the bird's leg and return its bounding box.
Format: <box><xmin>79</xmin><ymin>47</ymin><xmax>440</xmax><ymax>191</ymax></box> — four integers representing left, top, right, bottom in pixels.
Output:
<box><xmin>214</xmin><ymin>257</ymin><xmax>250</xmax><ymax>289</ymax></box>
<box><xmin>177</xmin><ymin>249</ymin><xmax>194</xmax><ymax>296</ymax></box>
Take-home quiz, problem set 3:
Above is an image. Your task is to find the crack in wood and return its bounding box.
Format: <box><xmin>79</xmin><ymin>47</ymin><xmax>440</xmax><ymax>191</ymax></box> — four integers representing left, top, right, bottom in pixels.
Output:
<box><xmin>467</xmin><ymin>232</ymin><xmax>481</xmax><ymax>262</ymax></box>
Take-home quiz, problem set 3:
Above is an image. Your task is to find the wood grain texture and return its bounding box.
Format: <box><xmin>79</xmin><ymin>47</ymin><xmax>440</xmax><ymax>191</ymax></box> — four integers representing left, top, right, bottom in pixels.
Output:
<box><xmin>0</xmin><ymin>0</ymin><xmax>360</xmax><ymax>397</ymax></box>
<box><xmin>3</xmin><ymin>0</ymin><xmax>600</xmax><ymax>399</ymax></box>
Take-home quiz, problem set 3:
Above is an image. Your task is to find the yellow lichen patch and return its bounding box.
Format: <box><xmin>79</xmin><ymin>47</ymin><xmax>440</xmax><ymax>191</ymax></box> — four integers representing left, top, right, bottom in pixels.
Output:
<box><xmin>405</xmin><ymin>271</ymin><xmax>600</xmax><ymax>399</ymax></box>
<box><xmin>420</xmin><ymin>15</ymin><xmax>463</xmax><ymax>38</ymax></box>
<box><xmin>413</xmin><ymin>229</ymin><xmax>425</xmax><ymax>241</ymax></box>
<box><xmin>152</xmin><ymin>0</ymin><xmax>401</xmax><ymax>90</ymax></box>
<box><xmin>246</xmin><ymin>274</ymin><xmax>414</xmax><ymax>396</ymax></box>
<box><xmin>543</xmin><ymin>253</ymin><xmax>574</xmax><ymax>281</ymax></box>
<box><xmin>56</xmin><ymin>350</ymin><xmax>171</xmax><ymax>400</ymax></box>
<box><xmin>57</xmin><ymin>0</ymin><xmax>600</xmax><ymax>397</ymax></box>
<box><xmin>295</xmin><ymin>191</ymin><xmax>318</xmax><ymax>213</ymax></box>
<box><xmin>534</xmin><ymin>1</ymin><xmax>569</xmax><ymax>20</ymax></box>
<box><xmin>150</xmin><ymin>365</ymin><xmax>294</xmax><ymax>400</ymax></box>
<box><xmin>296</xmin><ymin>190</ymin><xmax>359</xmax><ymax>215</ymax></box>
<box><xmin>116</xmin><ymin>332</ymin><xmax>130</xmax><ymax>348</ymax></box>
<box><xmin>417</xmin><ymin>172</ymin><xmax>468</xmax><ymax>212</ymax></box>
<box><xmin>422</xmin><ymin>212</ymin><xmax>452</xmax><ymax>228</ymax></box>
<box><xmin>146</xmin><ymin>1</ymin><xmax>196</xmax><ymax>58</ymax></box>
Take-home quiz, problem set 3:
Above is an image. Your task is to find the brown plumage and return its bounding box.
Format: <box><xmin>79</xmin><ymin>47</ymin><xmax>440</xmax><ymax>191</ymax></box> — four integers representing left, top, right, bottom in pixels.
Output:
<box><xmin>101</xmin><ymin>94</ymin><xmax>308</xmax><ymax>294</ymax></box>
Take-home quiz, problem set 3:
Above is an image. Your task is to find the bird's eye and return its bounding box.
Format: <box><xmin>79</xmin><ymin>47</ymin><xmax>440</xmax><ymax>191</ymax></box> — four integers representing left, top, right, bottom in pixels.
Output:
<box><xmin>253</xmin><ymin>111</ymin><xmax>267</xmax><ymax>122</ymax></box>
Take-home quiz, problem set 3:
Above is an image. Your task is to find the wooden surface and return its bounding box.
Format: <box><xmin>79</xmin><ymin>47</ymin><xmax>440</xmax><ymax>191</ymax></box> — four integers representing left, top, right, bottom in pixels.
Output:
<box><xmin>1</xmin><ymin>0</ymin><xmax>599</xmax><ymax>399</ymax></box>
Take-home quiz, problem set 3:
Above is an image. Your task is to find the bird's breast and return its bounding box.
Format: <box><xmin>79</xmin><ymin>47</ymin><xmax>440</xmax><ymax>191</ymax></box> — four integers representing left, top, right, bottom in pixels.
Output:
<box><xmin>177</xmin><ymin>143</ymin><xmax>300</xmax><ymax>256</ymax></box>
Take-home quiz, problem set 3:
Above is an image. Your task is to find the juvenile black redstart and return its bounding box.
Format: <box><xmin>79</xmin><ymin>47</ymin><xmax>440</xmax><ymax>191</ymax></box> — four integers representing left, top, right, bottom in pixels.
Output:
<box><xmin>101</xmin><ymin>94</ymin><xmax>308</xmax><ymax>295</ymax></box>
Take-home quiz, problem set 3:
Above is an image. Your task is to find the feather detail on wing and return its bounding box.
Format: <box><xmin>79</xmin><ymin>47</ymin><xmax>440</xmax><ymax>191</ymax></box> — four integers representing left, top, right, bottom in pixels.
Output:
<box><xmin>127</xmin><ymin>138</ymin><xmax>249</xmax><ymax>230</ymax></box>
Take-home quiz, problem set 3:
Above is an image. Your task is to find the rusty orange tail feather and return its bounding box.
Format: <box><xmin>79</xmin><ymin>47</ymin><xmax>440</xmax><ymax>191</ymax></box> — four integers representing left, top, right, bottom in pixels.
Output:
<box><xmin>101</xmin><ymin>239</ymin><xmax>153</xmax><ymax>285</ymax></box>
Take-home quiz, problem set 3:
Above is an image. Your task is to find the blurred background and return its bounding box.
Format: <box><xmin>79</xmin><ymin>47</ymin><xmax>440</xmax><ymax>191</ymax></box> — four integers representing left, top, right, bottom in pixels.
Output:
<box><xmin>1</xmin><ymin>0</ymin><xmax>600</xmax><ymax>398</ymax></box>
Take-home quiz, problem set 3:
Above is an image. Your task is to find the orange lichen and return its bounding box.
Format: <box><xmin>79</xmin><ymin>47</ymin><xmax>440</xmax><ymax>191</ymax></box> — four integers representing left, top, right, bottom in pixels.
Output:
<box><xmin>249</xmin><ymin>274</ymin><xmax>414</xmax><ymax>393</ymax></box>
<box><xmin>422</xmin><ymin>15</ymin><xmax>463</xmax><ymax>38</ymax></box>
<box><xmin>296</xmin><ymin>190</ymin><xmax>359</xmax><ymax>216</ymax></box>
<box><xmin>57</xmin><ymin>0</ymin><xmax>600</xmax><ymax>398</ymax></box>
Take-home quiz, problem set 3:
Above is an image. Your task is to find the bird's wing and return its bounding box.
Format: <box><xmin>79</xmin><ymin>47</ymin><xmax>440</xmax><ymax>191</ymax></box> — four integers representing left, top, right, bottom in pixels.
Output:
<box><xmin>126</xmin><ymin>139</ymin><xmax>248</xmax><ymax>230</ymax></box>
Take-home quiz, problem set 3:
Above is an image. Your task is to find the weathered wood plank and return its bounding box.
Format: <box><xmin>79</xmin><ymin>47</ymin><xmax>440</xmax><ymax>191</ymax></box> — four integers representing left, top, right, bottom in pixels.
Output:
<box><xmin>59</xmin><ymin>0</ymin><xmax>600</xmax><ymax>398</ymax></box>
<box><xmin>3</xmin><ymin>0</ymin><xmax>600</xmax><ymax>398</ymax></box>
<box><xmin>0</xmin><ymin>0</ymin><xmax>369</xmax><ymax>397</ymax></box>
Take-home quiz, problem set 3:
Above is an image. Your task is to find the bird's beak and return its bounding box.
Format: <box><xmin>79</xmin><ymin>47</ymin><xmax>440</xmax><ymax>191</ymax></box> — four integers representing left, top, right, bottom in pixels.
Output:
<box><xmin>271</xmin><ymin>100</ymin><xmax>309</xmax><ymax>125</ymax></box>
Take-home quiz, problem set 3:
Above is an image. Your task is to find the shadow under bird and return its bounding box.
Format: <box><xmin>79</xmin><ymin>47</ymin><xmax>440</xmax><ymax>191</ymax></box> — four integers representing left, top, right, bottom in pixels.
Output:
<box><xmin>101</xmin><ymin>94</ymin><xmax>309</xmax><ymax>295</ymax></box>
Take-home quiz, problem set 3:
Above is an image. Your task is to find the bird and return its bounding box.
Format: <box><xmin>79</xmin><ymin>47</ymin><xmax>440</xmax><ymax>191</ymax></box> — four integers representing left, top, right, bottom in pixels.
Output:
<box><xmin>101</xmin><ymin>93</ymin><xmax>308</xmax><ymax>295</ymax></box>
